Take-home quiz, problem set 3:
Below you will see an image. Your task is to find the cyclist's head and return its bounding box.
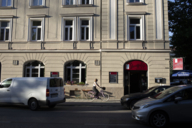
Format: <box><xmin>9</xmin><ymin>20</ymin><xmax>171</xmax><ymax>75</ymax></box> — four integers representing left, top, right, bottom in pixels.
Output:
<box><xmin>95</xmin><ymin>79</ymin><xmax>98</xmax><ymax>82</ymax></box>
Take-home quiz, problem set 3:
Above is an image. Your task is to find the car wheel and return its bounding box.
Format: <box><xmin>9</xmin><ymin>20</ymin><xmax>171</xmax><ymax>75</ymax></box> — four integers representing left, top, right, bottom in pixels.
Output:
<box><xmin>129</xmin><ymin>100</ymin><xmax>137</xmax><ymax>110</ymax></box>
<box><xmin>48</xmin><ymin>104</ymin><xmax>56</xmax><ymax>109</ymax></box>
<box><xmin>150</xmin><ymin>111</ymin><xmax>168</xmax><ymax>128</ymax></box>
<box><xmin>28</xmin><ymin>99</ymin><xmax>39</xmax><ymax>111</ymax></box>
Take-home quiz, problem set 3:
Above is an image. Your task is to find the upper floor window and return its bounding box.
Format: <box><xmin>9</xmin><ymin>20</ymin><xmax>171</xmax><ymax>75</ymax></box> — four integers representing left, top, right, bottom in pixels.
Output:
<box><xmin>79</xmin><ymin>0</ymin><xmax>93</xmax><ymax>5</ymax></box>
<box><xmin>1</xmin><ymin>0</ymin><xmax>12</xmax><ymax>7</ymax></box>
<box><xmin>65</xmin><ymin>0</ymin><xmax>74</xmax><ymax>5</ymax></box>
<box><xmin>28</xmin><ymin>18</ymin><xmax>45</xmax><ymax>41</ymax></box>
<box><xmin>80</xmin><ymin>20</ymin><xmax>89</xmax><ymax>40</ymax></box>
<box><xmin>0</xmin><ymin>21</ymin><xmax>10</xmax><ymax>41</ymax></box>
<box><xmin>62</xmin><ymin>17</ymin><xmax>76</xmax><ymax>41</ymax></box>
<box><xmin>127</xmin><ymin>15</ymin><xmax>144</xmax><ymax>40</ymax></box>
<box><xmin>129</xmin><ymin>0</ymin><xmax>140</xmax><ymax>2</ymax></box>
<box><xmin>29</xmin><ymin>0</ymin><xmax>45</xmax><ymax>6</ymax></box>
<box><xmin>126</xmin><ymin>0</ymin><xmax>144</xmax><ymax>5</ymax></box>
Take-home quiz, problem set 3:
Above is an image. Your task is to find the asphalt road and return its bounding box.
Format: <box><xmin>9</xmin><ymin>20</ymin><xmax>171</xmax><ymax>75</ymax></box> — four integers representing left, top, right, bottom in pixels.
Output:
<box><xmin>0</xmin><ymin>102</ymin><xmax>191</xmax><ymax>128</ymax></box>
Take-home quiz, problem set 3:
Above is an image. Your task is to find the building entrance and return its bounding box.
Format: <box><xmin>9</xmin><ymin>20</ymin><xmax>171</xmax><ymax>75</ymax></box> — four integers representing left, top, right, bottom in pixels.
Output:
<box><xmin>124</xmin><ymin>60</ymin><xmax>148</xmax><ymax>95</ymax></box>
<box><xmin>0</xmin><ymin>62</ymin><xmax>1</xmax><ymax>82</ymax></box>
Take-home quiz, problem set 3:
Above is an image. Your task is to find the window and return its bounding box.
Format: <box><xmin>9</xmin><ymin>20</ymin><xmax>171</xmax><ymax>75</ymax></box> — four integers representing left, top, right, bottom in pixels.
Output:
<box><xmin>0</xmin><ymin>21</ymin><xmax>10</xmax><ymax>41</ymax></box>
<box><xmin>64</xmin><ymin>20</ymin><xmax>73</xmax><ymax>40</ymax></box>
<box><xmin>79</xmin><ymin>17</ymin><xmax>93</xmax><ymax>41</ymax></box>
<box><xmin>29</xmin><ymin>0</ymin><xmax>45</xmax><ymax>6</ymax></box>
<box><xmin>65</xmin><ymin>60</ymin><xmax>86</xmax><ymax>84</ymax></box>
<box><xmin>1</xmin><ymin>0</ymin><xmax>12</xmax><ymax>7</ymax></box>
<box><xmin>31</xmin><ymin>21</ymin><xmax>41</xmax><ymax>41</ymax></box>
<box><xmin>24</xmin><ymin>61</ymin><xmax>45</xmax><ymax>77</ymax></box>
<box><xmin>28</xmin><ymin>18</ymin><xmax>45</xmax><ymax>41</ymax></box>
<box><xmin>64</xmin><ymin>0</ymin><xmax>75</xmax><ymax>5</ymax></box>
<box><xmin>80</xmin><ymin>20</ymin><xmax>89</xmax><ymax>40</ymax></box>
<box><xmin>0</xmin><ymin>79</ymin><xmax>12</xmax><ymax>88</ymax></box>
<box><xmin>127</xmin><ymin>15</ymin><xmax>144</xmax><ymax>40</ymax></box>
<box><xmin>62</xmin><ymin>17</ymin><xmax>76</xmax><ymax>41</ymax></box>
<box><xmin>79</xmin><ymin>0</ymin><xmax>93</xmax><ymax>5</ymax></box>
<box><xmin>129</xmin><ymin>0</ymin><xmax>140</xmax><ymax>2</ymax></box>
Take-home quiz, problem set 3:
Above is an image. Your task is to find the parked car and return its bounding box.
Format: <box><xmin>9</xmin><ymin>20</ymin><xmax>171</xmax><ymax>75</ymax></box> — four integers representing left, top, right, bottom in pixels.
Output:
<box><xmin>121</xmin><ymin>86</ymin><xmax>171</xmax><ymax>109</ymax></box>
<box><xmin>0</xmin><ymin>77</ymin><xmax>65</xmax><ymax>111</ymax></box>
<box><xmin>132</xmin><ymin>85</ymin><xmax>192</xmax><ymax>128</ymax></box>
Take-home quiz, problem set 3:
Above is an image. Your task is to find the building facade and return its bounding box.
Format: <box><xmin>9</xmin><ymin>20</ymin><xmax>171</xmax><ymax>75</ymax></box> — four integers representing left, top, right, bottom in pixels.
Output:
<box><xmin>0</xmin><ymin>0</ymin><xmax>170</xmax><ymax>99</ymax></box>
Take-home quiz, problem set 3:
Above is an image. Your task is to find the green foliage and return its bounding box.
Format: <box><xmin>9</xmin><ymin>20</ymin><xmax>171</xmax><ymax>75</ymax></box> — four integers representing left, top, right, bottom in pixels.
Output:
<box><xmin>77</xmin><ymin>82</ymin><xmax>85</xmax><ymax>85</ymax></box>
<box><xmin>169</xmin><ymin>0</ymin><xmax>192</xmax><ymax>69</ymax></box>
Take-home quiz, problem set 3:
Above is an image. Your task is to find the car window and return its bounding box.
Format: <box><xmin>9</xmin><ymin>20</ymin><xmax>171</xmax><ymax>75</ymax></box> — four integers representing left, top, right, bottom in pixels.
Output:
<box><xmin>152</xmin><ymin>86</ymin><xmax>182</xmax><ymax>99</ymax></box>
<box><xmin>166</xmin><ymin>88</ymin><xmax>192</xmax><ymax>102</ymax></box>
<box><xmin>154</xmin><ymin>87</ymin><xmax>167</xmax><ymax>94</ymax></box>
<box><xmin>50</xmin><ymin>79</ymin><xmax>63</xmax><ymax>87</ymax></box>
<box><xmin>0</xmin><ymin>79</ymin><xmax>12</xmax><ymax>88</ymax></box>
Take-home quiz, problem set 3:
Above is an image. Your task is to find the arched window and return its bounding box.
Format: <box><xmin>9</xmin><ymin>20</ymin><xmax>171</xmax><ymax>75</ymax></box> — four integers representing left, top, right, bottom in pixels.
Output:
<box><xmin>24</xmin><ymin>61</ymin><xmax>45</xmax><ymax>77</ymax></box>
<box><xmin>65</xmin><ymin>60</ymin><xmax>86</xmax><ymax>84</ymax></box>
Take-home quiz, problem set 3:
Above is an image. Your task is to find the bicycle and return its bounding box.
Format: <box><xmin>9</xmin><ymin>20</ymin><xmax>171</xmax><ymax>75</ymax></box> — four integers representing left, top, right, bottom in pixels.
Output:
<box><xmin>86</xmin><ymin>87</ymin><xmax>109</xmax><ymax>102</ymax></box>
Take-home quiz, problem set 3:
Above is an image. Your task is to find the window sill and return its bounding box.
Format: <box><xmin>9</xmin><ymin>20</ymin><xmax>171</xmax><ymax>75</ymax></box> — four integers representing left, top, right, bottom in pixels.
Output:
<box><xmin>28</xmin><ymin>41</ymin><xmax>43</xmax><ymax>43</ymax></box>
<box><xmin>77</xmin><ymin>4</ymin><xmax>94</xmax><ymax>7</ymax></box>
<box><xmin>0</xmin><ymin>41</ymin><xmax>10</xmax><ymax>43</ymax></box>
<box><xmin>29</xmin><ymin>5</ymin><xmax>45</xmax><ymax>9</ymax></box>
<box><xmin>126</xmin><ymin>2</ymin><xmax>144</xmax><ymax>5</ymax></box>
<box><xmin>62</xmin><ymin>5</ymin><xmax>77</xmax><ymax>8</ymax></box>
<box><xmin>0</xmin><ymin>6</ymin><xmax>13</xmax><ymax>9</ymax></box>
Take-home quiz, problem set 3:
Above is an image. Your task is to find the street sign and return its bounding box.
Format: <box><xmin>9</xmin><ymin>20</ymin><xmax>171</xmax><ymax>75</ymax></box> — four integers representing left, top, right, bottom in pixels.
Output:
<box><xmin>173</xmin><ymin>58</ymin><xmax>183</xmax><ymax>70</ymax></box>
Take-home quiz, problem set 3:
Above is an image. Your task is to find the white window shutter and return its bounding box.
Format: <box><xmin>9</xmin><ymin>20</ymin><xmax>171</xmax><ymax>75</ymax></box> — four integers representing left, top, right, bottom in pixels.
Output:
<box><xmin>140</xmin><ymin>0</ymin><xmax>144</xmax><ymax>3</ymax></box>
<box><xmin>28</xmin><ymin>19</ymin><xmax>31</xmax><ymax>41</ymax></box>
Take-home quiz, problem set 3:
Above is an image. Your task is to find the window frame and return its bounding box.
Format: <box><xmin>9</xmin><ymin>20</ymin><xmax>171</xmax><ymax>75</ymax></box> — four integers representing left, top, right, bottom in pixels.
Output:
<box><xmin>126</xmin><ymin>0</ymin><xmax>144</xmax><ymax>5</ymax></box>
<box><xmin>0</xmin><ymin>18</ymin><xmax>12</xmax><ymax>42</ymax></box>
<box><xmin>78</xmin><ymin>17</ymin><xmax>93</xmax><ymax>41</ymax></box>
<box><xmin>62</xmin><ymin>17</ymin><xmax>76</xmax><ymax>41</ymax></box>
<box><xmin>66</xmin><ymin>61</ymin><xmax>86</xmax><ymax>83</ymax></box>
<box><xmin>29</xmin><ymin>0</ymin><xmax>45</xmax><ymax>7</ymax></box>
<box><xmin>28</xmin><ymin>18</ymin><xmax>45</xmax><ymax>42</ymax></box>
<box><xmin>24</xmin><ymin>61</ymin><xmax>45</xmax><ymax>77</ymax></box>
<box><xmin>127</xmin><ymin>15</ymin><xmax>144</xmax><ymax>41</ymax></box>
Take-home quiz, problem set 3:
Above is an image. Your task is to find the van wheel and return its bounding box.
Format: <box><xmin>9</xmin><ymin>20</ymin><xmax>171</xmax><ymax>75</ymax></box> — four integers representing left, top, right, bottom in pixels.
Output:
<box><xmin>48</xmin><ymin>104</ymin><xmax>56</xmax><ymax>109</ymax></box>
<box><xmin>29</xmin><ymin>99</ymin><xmax>39</xmax><ymax>111</ymax></box>
<box><xmin>150</xmin><ymin>111</ymin><xmax>168</xmax><ymax>128</ymax></box>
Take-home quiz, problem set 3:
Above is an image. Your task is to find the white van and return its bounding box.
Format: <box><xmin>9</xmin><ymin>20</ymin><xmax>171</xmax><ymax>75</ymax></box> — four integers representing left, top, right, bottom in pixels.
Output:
<box><xmin>0</xmin><ymin>77</ymin><xmax>65</xmax><ymax>111</ymax></box>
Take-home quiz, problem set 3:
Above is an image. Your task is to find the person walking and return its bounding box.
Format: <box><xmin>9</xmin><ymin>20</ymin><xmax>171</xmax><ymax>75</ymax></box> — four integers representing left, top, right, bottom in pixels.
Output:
<box><xmin>93</xmin><ymin>79</ymin><xmax>101</xmax><ymax>98</ymax></box>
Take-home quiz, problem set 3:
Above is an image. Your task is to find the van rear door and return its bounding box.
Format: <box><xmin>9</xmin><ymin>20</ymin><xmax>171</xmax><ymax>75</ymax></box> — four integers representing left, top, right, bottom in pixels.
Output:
<box><xmin>48</xmin><ymin>78</ymin><xmax>64</xmax><ymax>101</ymax></box>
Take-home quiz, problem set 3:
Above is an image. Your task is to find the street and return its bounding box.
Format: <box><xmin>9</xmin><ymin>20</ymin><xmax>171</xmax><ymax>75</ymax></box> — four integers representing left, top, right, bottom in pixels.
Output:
<box><xmin>0</xmin><ymin>101</ymin><xmax>191</xmax><ymax>128</ymax></box>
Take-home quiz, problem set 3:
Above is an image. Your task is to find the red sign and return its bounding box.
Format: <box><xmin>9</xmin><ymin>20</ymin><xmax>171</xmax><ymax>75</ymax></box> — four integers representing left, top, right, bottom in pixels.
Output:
<box><xmin>110</xmin><ymin>72</ymin><xmax>117</xmax><ymax>75</ymax></box>
<box><xmin>50</xmin><ymin>72</ymin><xmax>59</xmax><ymax>77</ymax></box>
<box><xmin>173</xmin><ymin>58</ymin><xmax>183</xmax><ymax>70</ymax></box>
<box><xmin>125</xmin><ymin>61</ymin><xmax>147</xmax><ymax>71</ymax></box>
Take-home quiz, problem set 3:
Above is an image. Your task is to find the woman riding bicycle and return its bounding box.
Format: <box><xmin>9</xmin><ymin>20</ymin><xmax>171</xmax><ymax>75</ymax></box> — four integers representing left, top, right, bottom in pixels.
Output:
<box><xmin>93</xmin><ymin>79</ymin><xmax>101</xmax><ymax>98</ymax></box>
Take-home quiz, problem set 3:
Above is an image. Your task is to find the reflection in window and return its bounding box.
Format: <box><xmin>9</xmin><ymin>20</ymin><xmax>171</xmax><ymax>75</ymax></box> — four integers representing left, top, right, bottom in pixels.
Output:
<box><xmin>1</xmin><ymin>0</ymin><xmax>12</xmax><ymax>7</ymax></box>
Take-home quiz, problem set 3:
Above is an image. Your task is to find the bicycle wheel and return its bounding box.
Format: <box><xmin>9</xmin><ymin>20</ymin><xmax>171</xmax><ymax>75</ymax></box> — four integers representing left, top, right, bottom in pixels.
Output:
<box><xmin>100</xmin><ymin>92</ymin><xmax>109</xmax><ymax>102</ymax></box>
<box><xmin>87</xmin><ymin>91</ymin><xmax>95</xmax><ymax>101</ymax></box>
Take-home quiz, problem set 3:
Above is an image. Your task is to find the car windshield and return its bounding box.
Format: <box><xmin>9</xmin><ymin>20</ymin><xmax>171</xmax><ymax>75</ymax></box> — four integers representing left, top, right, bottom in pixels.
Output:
<box><xmin>151</xmin><ymin>86</ymin><xmax>183</xmax><ymax>99</ymax></box>
<box><xmin>144</xmin><ymin>87</ymin><xmax>156</xmax><ymax>94</ymax></box>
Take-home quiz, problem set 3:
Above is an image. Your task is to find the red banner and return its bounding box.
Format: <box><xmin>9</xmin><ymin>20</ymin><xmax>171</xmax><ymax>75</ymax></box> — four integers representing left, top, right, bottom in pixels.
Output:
<box><xmin>173</xmin><ymin>58</ymin><xmax>183</xmax><ymax>70</ymax></box>
<box><xmin>125</xmin><ymin>61</ymin><xmax>147</xmax><ymax>71</ymax></box>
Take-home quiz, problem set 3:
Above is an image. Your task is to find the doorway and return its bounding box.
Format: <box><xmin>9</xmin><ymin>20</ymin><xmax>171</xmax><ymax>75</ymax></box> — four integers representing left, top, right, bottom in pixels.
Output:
<box><xmin>124</xmin><ymin>60</ymin><xmax>148</xmax><ymax>95</ymax></box>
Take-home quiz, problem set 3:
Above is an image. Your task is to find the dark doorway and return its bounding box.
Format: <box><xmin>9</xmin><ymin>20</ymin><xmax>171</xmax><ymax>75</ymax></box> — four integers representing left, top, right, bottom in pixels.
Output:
<box><xmin>130</xmin><ymin>71</ymin><xmax>147</xmax><ymax>93</ymax></box>
<box><xmin>0</xmin><ymin>62</ymin><xmax>1</xmax><ymax>82</ymax></box>
<box><xmin>124</xmin><ymin>60</ymin><xmax>148</xmax><ymax>95</ymax></box>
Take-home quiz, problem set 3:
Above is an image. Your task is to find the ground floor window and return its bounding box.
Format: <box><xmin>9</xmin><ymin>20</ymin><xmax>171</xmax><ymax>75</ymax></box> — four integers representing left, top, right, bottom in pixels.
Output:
<box><xmin>65</xmin><ymin>60</ymin><xmax>86</xmax><ymax>84</ymax></box>
<box><xmin>24</xmin><ymin>61</ymin><xmax>44</xmax><ymax>77</ymax></box>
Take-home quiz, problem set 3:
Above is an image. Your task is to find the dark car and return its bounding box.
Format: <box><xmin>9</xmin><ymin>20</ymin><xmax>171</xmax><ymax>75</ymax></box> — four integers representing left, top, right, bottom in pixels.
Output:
<box><xmin>121</xmin><ymin>86</ymin><xmax>171</xmax><ymax>109</ymax></box>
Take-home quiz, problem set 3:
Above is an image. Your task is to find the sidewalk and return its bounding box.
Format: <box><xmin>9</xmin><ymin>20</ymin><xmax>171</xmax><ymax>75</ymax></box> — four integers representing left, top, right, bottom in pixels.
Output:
<box><xmin>58</xmin><ymin>98</ymin><xmax>120</xmax><ymax>106</ymax></box>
